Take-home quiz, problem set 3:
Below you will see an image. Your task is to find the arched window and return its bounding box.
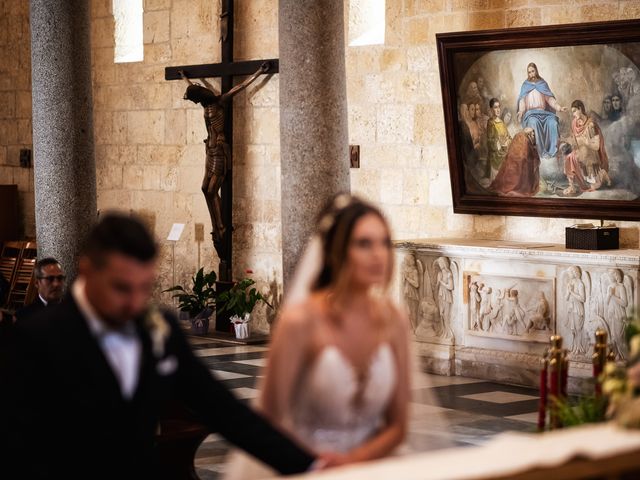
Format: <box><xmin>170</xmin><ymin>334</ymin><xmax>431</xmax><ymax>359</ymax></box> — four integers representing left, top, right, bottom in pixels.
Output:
<box><xmin>113</xmin><ymin>0</ymin><xmax>144</xmax><ymax>63</ymax></box>
<box><xmin>348</xmin><ymin>0</ymin><xmax>385</xmax><ymax>46</ymax></box>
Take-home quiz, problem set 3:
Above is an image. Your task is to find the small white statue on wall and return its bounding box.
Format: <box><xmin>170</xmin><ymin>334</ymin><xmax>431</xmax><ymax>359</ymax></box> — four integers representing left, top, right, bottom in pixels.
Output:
<box><xmin>413</xmin><ymin>255</ymin><xmax>457</xmax><ymax>343</ymax></box>
<box><xmin>525</xmin><ymin>291</ymin><xmax>551</xmax><ymax>333</ymax></box>
<box><xmin>604</xmin><ymin>268</ymin><xmax>634</xmax><ymax>358</ymax></box>
<box><xmin>501</xmin><ymin>289</ymin><xmax>526</xmax><ymax>335</ymax></box>
<box><xmin>401</xmin><ymin>252</ymin><xmax>422</xmax><ymax>331</ymax></box>
<box><xmin>469</xmin><ymin>281</ymin><xmax>481</xmax><ymax>330</ymax></box>
<box><xmin>479</xmin><ymin>283</ymin><xmax>493</xmax><ymax>331</ymax></box>
<box><xmin>564</xmin><ymin>266</ymin><xmax>589</xmax><ymax>355</ymax></box>
<box><xmin>415</xmin><ymin>298</ymin><xmax>441</xmax><ymax>338</ymax></box>
<box><xmin>434</xmin><ymin>256</ymin><xmax>456</xmax><ymax>340</ymax></box>
<box><xmin>584</xmin><ymin>267</ymin><xmax>636</xmax><ymax>360</ymax></box>
<box><xmin>489</xmin><ymin>287</ymin><xmax>508</xmax><ymax>333</ymax></box>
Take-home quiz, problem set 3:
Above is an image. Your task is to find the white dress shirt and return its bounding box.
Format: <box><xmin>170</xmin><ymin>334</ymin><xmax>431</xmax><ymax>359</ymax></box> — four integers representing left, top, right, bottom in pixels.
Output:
<box><xmin>72</xmin><ymin>279</ymin><xmax>142</xmax><ymax>400</ymax></box>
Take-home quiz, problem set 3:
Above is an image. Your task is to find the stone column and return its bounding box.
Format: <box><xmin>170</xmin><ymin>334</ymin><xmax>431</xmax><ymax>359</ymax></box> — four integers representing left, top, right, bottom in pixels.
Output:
<box><xmin>279</xmin><ymin>0</ymin><xmax>350</xmax><ymax>290</ymax></box>
<box><xmin>30</xmin><ymin>0</ymin><xmax>97</xmax><ymax>278</ymax></box>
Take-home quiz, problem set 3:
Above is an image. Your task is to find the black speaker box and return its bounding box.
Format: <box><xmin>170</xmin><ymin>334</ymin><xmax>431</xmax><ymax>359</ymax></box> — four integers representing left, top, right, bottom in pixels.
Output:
<box><xmin>565</xmin><ymin>226</ymin><xmax>619</xmax><ymax>250</ymax></box>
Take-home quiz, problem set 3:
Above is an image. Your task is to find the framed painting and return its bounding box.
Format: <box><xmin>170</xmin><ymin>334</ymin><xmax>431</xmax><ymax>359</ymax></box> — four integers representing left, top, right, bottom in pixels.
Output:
<box><xmin>437</xmin><ymin>19</ymin><xmax>640</xmax><ymax>221</ymax></box>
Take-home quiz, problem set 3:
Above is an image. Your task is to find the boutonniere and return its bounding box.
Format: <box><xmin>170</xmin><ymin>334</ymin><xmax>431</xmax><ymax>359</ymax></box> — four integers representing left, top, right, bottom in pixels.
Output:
<box><xmin>145</xmin><ymin>304</ymin><xmax>170</xmax><ymax>358</ymax></box>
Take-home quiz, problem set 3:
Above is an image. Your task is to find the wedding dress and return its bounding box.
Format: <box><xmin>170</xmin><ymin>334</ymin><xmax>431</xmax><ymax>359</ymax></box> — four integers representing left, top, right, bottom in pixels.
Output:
<box><xmin>223</xmin><ymin>229</ymin><xmax>449</xmax><ymax>479</ymax></box>
<box><xmin>290</xmin><ymin>342</ymin><xmax>396</xmax><ymax>453</ymax></box>
<box><xmin>222</xmin><ymin>341</ymin><xmax>397</xmax><ymax>479</ymax></box>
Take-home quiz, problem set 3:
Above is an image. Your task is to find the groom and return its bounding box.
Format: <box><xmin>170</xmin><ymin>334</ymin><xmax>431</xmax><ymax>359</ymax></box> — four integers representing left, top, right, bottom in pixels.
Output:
<box><xmin>1</xmin><ymin>214</ymin><xmax>321</xmax><ymax>479</ymax></box>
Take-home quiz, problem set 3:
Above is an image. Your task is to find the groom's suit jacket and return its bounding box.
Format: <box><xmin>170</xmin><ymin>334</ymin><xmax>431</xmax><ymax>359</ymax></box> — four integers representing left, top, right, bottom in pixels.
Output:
<box><xmin>1</xmin><ymin>296</ymin><xmax>313</xmax><ymax>479</ymax></box>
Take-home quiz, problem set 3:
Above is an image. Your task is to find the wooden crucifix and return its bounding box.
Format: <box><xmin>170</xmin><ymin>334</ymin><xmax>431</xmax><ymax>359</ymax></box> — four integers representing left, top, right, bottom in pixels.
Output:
<box><xmin>165</xmin><ymin>0</ymin><xmax>278</xmax><ymax>284</ymax></box>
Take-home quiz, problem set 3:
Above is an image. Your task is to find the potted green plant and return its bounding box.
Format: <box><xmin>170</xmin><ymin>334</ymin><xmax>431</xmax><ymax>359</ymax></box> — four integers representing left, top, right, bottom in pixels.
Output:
<box><xmin>164</xmin><ymin>267</ymin><xmax>217</xmax><ymax>335</ymax></box>
<box><xmin>216</xmin><ymin>278</ymin><xmax>272</xmax><ymax>339</ymax></box>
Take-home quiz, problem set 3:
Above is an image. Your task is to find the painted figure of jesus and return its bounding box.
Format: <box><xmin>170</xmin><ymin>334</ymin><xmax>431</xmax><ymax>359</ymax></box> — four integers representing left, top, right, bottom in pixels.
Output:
<box><xmin>516</xmin><ymin>62</ymin><xmax>567</xmax><ymax>158</ymax></box>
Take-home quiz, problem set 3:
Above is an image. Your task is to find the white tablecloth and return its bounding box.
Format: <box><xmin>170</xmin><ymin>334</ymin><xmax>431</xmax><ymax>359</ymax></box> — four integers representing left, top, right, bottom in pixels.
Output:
<box><xmin>284</xmin><ymin>423</ymin><xmax>640</xmax><ymax>480</ymax></box>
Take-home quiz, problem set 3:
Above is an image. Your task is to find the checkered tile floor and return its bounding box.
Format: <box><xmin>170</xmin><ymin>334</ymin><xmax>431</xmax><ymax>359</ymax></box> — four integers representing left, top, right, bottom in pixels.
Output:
<box><xmin>188</xmin><ymin>337</ymin><xmax>540</xmax><ymax>480</ymax></box>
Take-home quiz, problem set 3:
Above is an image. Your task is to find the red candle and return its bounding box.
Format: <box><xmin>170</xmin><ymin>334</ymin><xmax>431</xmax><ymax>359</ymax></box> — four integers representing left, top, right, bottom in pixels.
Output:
<box><xmin>549</xmin><ymin>368</ymin><xmax>559</xmax><ymax>428</ymax></box>
<box><xmin>559</xmin><ymin>362</ymin><xmax>568</xmax><ymax>429</ymax></box>
<box><xmin>537</xmin><ymin>362</ymin><xmax>548</xmax><ymax>431</ymax></box>
<box><xmin>593</xmin><ymin>363</ymin><xmax>602</xmax><ymax>397</ymax></box>
<box><xmin>593</xmin><ymin>329</ymin><xmax>608</xmax><ymax>397</ymax></box>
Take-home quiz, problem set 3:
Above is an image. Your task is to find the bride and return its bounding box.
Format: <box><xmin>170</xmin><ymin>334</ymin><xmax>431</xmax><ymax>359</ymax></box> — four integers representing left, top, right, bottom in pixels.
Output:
<box><xmin>225</xmin><ymin>194</ymin><xmax>410</xmax><ymax>478</ymax></box>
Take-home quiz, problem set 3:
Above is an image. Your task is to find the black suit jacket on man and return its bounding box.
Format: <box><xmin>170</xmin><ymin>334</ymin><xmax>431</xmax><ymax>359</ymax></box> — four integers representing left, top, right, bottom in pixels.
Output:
<box><xmin>14</xmin><ymin>296</ymin><xmax>45</xmax><ymax>322</ymax></box>
<box><xmin>1</xmin><ymin>297</ymin><xmax>314</xmax><ymax>479</ymax></box>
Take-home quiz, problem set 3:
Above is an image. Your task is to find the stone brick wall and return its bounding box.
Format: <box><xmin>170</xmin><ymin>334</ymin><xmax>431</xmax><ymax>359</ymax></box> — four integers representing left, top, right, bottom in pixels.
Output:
<box><xmin>2</xmin><ymin>0</ymin><xmax>639</xmax><ymax>332</ymax></box>
<box><xmin>0</xmin><ymin>1</ymin><xmax>34</xmax><ymax>238</ymax></box>
<box><xmin>348</xmin><ymin>0</ymin><xmax>640</xmax><ymax>248</ymax></box>
<box><xmin>90</xmin><ymin>0</ymin><xmax>281</xmax><ymax>330</ymax></box>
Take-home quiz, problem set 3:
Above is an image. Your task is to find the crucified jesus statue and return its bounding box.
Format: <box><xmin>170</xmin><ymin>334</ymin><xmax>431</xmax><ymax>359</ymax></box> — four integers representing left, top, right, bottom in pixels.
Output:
<box><xmin>180</xmin><ymin>62</ymin><xmax>269</xmax><ymax>242</ymax></box>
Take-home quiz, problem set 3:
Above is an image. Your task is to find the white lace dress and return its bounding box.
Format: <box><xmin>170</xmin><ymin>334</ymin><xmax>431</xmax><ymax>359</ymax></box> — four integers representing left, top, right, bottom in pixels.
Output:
<box><xmin>223</xmin><ymin>343</ymin><xmax>397</xmax><ymax>479</ymax></box>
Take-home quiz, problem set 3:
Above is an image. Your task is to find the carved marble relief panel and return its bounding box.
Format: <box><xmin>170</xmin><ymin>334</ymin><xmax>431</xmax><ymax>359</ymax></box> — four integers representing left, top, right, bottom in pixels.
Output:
<box><xmin>464</xmin><ymin>272</ymin><xmax>555</xmax><ymax>343</ymax></box>
<box><xmin>558</xmin><ymin>265</ymin><xmax>636</xmax><ymax>361</ymax></box>
<box><xmin>401</xmin><ymin>252</ymin><xmax>457</xmax><ymax>345</ymax></box>
<box><xmin>397</xmin><ymin>239</ymin><xmax>640</xmax><ymax>388</ymax></box>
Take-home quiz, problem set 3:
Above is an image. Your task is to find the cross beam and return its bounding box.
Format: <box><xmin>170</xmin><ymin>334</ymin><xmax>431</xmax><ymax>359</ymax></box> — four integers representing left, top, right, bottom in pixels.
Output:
<box><xmin>164</xmin><ymin>59</ymin><xmax>279</xmax><ymax>81</ymax></box>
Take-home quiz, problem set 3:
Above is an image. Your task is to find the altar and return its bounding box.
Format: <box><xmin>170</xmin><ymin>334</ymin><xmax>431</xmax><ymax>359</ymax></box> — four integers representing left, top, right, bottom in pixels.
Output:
<box><xmin>395</xmin><ymin>239</ymin><xmax>640</xmax><ymax>392</ymax></box>
<box><xmin>286</xmin><ymin>423</ymin><xmax>640</xmax><ymax>480</ymax></box>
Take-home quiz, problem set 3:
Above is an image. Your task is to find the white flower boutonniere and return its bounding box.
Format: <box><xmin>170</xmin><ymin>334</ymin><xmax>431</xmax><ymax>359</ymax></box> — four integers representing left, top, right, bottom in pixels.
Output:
<box><xmin>145</xmin><ymin>305</ymin><xmax>170</xmax><ymax>358</ymax></box>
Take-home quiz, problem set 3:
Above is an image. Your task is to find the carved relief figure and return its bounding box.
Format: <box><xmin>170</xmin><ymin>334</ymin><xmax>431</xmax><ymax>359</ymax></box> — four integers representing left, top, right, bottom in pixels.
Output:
<box><xmin>489</xmin><ymin>287</ymin><xmax>506</xmax><ymax>332</ymax></box>
<box><xmin>401</xmin><ymin>253</ymin><xmax>422</xmax><ymax>331</ymax></box>
<box><xmin>565</xmin><ymin>266</ymin><xmax>589</xmax><ymax>355</ymax></box>
<box><xmin>525</xmin><ymin>291</ymin><xmax>551</xmax><ymax>333</ymax></box>
<box><xmin>181</xmin><ymin>63</ymin><xmax>269</xmax><ymax>242</ymax></box>
<box><xmin>414</xmin><ymin>256</ymin><xmax>456</xmax><ymax>342</ymax></box>
<box><xmin>502</xmin><ymin>289</ymin><xmax>526</xmax><ymax>335</ymax></box>
<box><xmin>415</xmin><ymin>298</ymin><xmax>441</xmax><ymax>338</ymax></box>
<box><xmin>465</xmin><ymin>274</ymin><xmax>555</xmax><ymax>342</ymax></box>
<box><xmin>479</xmin><ymin>284</ymin><xmax>493</xmax><ymax>331</ymax></box>
<box><xmin>434</xmin><ymin>257</ymin><xmax>455</xmax><ymax>339</ymax></box>
<box><xmin>469</xmin><ymin>281</ymin><xmax>481</xmax><ymax>330</ymax></box>
<box><xmin>605</xmin><ymin>268</ymin><xmax>634</xmax><ymax>358</ymax></box>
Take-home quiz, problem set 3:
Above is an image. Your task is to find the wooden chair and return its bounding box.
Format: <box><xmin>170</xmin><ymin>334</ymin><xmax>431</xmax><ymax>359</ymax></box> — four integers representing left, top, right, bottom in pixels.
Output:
<box><xmin>7</xmin><ymin>257</ymin><xmax>37</xmax><ymax>309</ymax></box>
<box><xmin>19</xmin><ymin>241</ymin><xmax>38</xmax><ymax>305</ymax></box>
<box><xmin>0</xmin><ymin>241</ymin><xmax>24</xmax><ymax>308</ymax></box>
<box><xmin>21</xmin><ymin>241</ymin><xmax>37</xmax><ymax>260</ymax></box>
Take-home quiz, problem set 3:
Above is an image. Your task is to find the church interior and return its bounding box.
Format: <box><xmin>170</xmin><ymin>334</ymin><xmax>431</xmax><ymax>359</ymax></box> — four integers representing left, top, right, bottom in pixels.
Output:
<box><xmin>2</xmin><ymin>0</ymin><xmax>640</xmax><ymax>479</ymax></box>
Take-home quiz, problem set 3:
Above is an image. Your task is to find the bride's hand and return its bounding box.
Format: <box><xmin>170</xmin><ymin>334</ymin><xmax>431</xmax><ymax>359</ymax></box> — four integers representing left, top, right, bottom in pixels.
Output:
<box><xmin>316</xmin><ymin>452</ymin><xmax>350</xmax><ymax>469</ymax></box>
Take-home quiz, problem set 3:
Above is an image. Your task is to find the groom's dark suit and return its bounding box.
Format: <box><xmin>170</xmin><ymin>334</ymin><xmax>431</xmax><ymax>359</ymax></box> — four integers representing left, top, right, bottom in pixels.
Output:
<box><xmin>2</xmin><ymin>296</ymin><xmax>313</xmax><ymax>479</ymax></box>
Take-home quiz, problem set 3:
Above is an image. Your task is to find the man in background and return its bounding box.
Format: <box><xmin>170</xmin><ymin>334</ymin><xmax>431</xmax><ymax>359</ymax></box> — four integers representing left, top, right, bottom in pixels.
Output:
<box><xmin>15</xmin><ymin>257</ymin><xmax>65</xmax><ymax>322</ymax></box>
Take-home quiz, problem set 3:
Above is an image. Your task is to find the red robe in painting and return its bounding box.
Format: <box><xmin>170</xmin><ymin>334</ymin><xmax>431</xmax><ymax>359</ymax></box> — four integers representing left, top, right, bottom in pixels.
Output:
<box><xmin>489</xmin><ymin>131</ymin><xmax>540</xmax><ymax>197</ymax></box>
